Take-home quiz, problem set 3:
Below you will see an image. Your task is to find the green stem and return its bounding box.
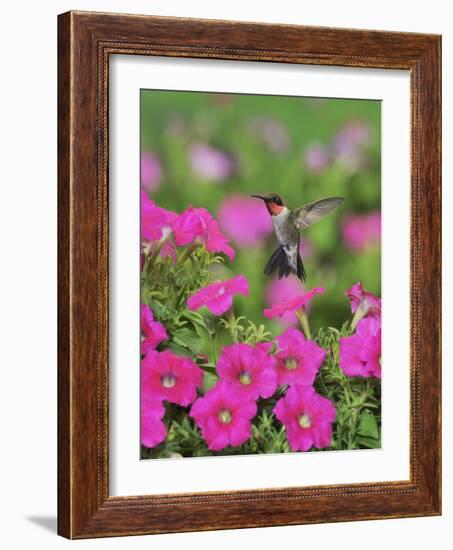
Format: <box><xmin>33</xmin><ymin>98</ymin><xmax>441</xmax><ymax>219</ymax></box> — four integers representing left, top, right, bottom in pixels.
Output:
<box><xmin>296</xmin><ymin>309</ymin><xmax>311</xmax><ymax>339</ymax></box>
<box><xmin>343</xmin><ymin>376</ymin><xmax>353</xmax><ymax>406</ymax></box>
<box><xmin>148</xmin><ymin>234</ymin><xmax>170</xmax><ymax>266</ymax></box>
<box><xmin>210</xmin><ymin>331</ymin><xmax>218</xmax><ymax>364</ymax></box>
<box><xmin>178</xmin><ymin>242</ymin><xmax>201</xmax><ymax>265</ymax></box>
<box><xmin>226</xmin><ymin>308</ymin><xmax>238</xmax><ymax>343</ymax></box>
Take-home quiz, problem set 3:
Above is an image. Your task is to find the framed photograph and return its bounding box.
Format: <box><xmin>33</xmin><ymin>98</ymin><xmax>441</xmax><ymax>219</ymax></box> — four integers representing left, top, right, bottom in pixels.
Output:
<box><xmin>58</xmin><ymin>11</ymin><xmax>441</xmax><ymax>538</ymax></box>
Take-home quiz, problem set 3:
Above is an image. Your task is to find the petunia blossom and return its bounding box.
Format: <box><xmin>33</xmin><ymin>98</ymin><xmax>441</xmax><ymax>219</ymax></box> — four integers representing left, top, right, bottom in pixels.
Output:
<box><xmin>346</xmin><ymin>282</ymin><xmax>381</xmax><ymax>321</ymax></box>
<box><xmin>274</xmin><ymin>385</ymin><xmax>336</xmax><ymax>452</ymax></box>
<box><xmin>172</xmin><ymin>206</ymin><xmax>235</xmax><ymax>260</ymax></box>
<box><xmin>141</xmin><ymin>151</ymin><xmax>162</xmax><ymax>193</ymax></box>
<box><xmin>218</xmin><ymin>194</ymin><xmax>273</xmax><ymax>248</ymax></box>
<box><xmin>159</xmin><ymin>239</ymin><xmax>178</xmax><ymax>262</ymax></box>
<box><xmin>187</xmin><ymin>275</ymin><xmax>249</xmax><ymax>316</ymax></box>
<box><xmin>341</xmin><ymin>211</ymin><xmax>381</xmax><ymax>252</ymax></box>
<box><xmin>264</xmin><ymin>287</ymin><xmax>325</xmax><ymax>319</ymax></box>
<box><xmin>189</xmin><ymin>143</ymin><xmax>235</xmax><ymax>182</ymax></box>
<box><xmin>141</xmin><ymin>396</ymin><xmax>166</xmax><ymax>448</ymax></box>
<box><xmin>274</xmin><ymin>328</ymin><xmax>325</xmax><ymax>387</ymax></box>
<box><xmin>216</xmin><ymin>343</ymin><xmax>278</xmax><ymax>400</ymax></box>
<box><xmin>339</xmin><ymin>317</ymin><xmax>381</xmax><ymax>378</ymax></box>
<box><xmin>190</xmin><ymin>381</ymin><xmax>257</xmax><ymax>451</ymax></box>
<box><xmin>265</xmin><ymin>277</ymin><xmax>306</xmax><ymax>327</ymax></box>
<box><xmin>304</xmin><ymin>142</ymin><xmax>330</xmax><ymax>173</ymax></box>
<box><xmin>141</xmin><ymin>349</ymin><xmax>204</xmax><ymax>407</ymax></box>
<box><xmin>256</xmin><ymin>341</ymin><xmax>274</xmax><ymax>354</ymax></box>
<box><xmin>248</xmin><ymin>117</ymin><xmax>290</xmax><ymax>154</ymax></box>
<box><xmin>141</xmin><ymin>191</ymin><xmax>176</xmax><ymax>243</ymax></box>
<box><xmin>141</xmin><ymin>304</ymin><xmax>168</xmax><ymax>355</ymax></box>
<box><xmin>335</xmin><ymin>120</ymin><xmax>372</xmax><ymax>148</ymax></box>
<box><xmin>333</xmin><ymin>120</ymin><xmax>372</xmax><ymax>172</ymax></box>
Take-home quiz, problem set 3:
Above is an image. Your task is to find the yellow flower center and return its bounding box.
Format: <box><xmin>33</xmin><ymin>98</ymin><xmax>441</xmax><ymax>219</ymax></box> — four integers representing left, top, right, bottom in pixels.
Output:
<box><xmin>161</xmin><ymin>374</ymin><xmax>176</xmax><ymax>388</ymax></box>
<box><xmin>218</xmin><ymin>409</ymin><xmax>232</xmax><ymax>424</ymax></box>
<box><xmin>284</xmin><ymin>357</ymin><xmax>298</xmax><ymax>370</ymax></box>
<box><xmin>298</xmin><ymin>414</ymin><xmax>311</xmax><ymax>429</ymax></box>
<box><xmin>239</xmin><ymin>372</ymin><xmax>252</xmax><ymax>385</ymax></box>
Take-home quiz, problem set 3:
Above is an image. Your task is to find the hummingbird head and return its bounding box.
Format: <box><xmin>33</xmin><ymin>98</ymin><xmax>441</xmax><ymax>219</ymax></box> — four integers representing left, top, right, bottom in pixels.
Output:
<box><xmin>251</xmin><ymin>193</ymin><xmax>285</xmax><ymax>216</ymax></box>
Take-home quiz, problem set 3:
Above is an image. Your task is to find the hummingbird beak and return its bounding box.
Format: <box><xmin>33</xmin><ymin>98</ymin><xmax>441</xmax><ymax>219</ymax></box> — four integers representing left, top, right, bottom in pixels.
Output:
<box><xmin>251</xmin><ymin>194</ymin><xmax>266</xmax><ymax>201</ymax></box>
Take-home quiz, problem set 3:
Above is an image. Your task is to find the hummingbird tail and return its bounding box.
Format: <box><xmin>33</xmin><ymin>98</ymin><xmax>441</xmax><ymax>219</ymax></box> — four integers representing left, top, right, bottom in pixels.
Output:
<box><xmin>264</xmin><ymin>246</ymin><xmax>285</xmax><ymax>276</ymax></box>
<box><xmin>264</xmin><ymin>246</ymin><xmax>306</xmax><ymax>283</ymax></box>
<box><xmin>296</xmin><ymin>252</ymin><xmax>306</xmax><ymax>283</ymax></box>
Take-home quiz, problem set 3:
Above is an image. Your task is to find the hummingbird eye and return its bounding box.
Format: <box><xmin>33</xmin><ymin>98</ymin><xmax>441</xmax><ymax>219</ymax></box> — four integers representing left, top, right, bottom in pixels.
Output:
<box><xmin>273</xmin><ymin>195</ymin><xmax>282</xmax><ymax>205</ymax></box>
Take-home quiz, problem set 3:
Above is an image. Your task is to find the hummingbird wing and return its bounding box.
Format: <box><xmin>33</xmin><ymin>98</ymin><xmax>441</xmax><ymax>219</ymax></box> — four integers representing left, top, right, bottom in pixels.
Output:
<box><xmin>294</xmin><ymin>197</ymin><xmax>344</xmax><ymax>230</ymax></box>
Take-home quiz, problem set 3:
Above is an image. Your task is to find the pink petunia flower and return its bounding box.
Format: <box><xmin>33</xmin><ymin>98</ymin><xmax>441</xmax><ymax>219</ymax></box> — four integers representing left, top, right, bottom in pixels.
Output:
<box><xmin>265</xmin><ymin>277</ymin><xmax>306</xmax><ymax>327</ymax></box>
<box><xmin>141</xmin><ymin>304</ymin><xmax>168</xmax><ymax>355</ymax></box>
<box><xmin>339</xmin><ymin>317</ymin><xmax>381</xmax><ymax>378</ymax></box>
<box><xmin>189</xmin><ymin>143</ymin><xmax>235</xmax><ymax>182</ymax></box>
<box><xmin>346</xmin><ymin>282</ymin><xmax>381</xmax><ymax>321</ymax></box>
<box><xmin>142</xmin><ymin>239</ymin><xmax>178</xmax><ymax>264</ymax></box>
<box><xmin>160</xmin><ymin>240</ymin><xmax>178</xmax><ymax>262</ymax></box>
<box><xmin>190</xmin><ymin>381</ymin><xmax>257</xmax><ymax>451</ymax></box>
<box><xmin>334</xmin><ymin>120</ymin><xmax>372</xmax><ymax>149</ymax></box>
<box><xmin>141</xmin><ymin>350</ymin><xmax>204</xmax><ymax>407</ymax></box>
<box><xmin>248</xmin><ymin>117</ymin><xmax>290</xmax><ymax>154</ymax></box>
<box><xmin>172</xmin><ymin>206</ymin><xmax>235</xmax><ymax>260</ymax></box>
<box><xmin>304</xmin><ymin>142</ymin><xmax>330</xmax><ymax>173</ymax></box>
<box><xmin>187</xmin><ymin>275</ymin><xmax>249</xmax><ymax>316</ymax></box>
<box><xmin>218</xmin><ymin>194</ymin><xmax>273</xmax><ymax>248</ymax></box>
<box><xmin>264</xmin><ymin>287</ymin><xmax>325</xmax><ymax>319</ymax></box>
<box><xmin>256</xmin><ymin>341</ymin><xmax>274</xmax><ymax>354</ymax></box>
<box><xmin>141</xmin><ymin>151</ymin><xmax>162</xmax><ymax>193</ymax></box>
<box><xmin>141</xmin><ymin>396</ymin><xmax>166</xmax><ymax>448</ymax></box>
<box><xmin>333</xmin><ymin>120</ymin><xmax>372</xmax><ymax>171</ymax></box>
<box><xmin>141</xmin><ymin>191</ymin><xmax>177</xmax><ymax>243</ymax></box>
<box><xmin>341</xmin><ymin>211</ymin><xmax>381</xmax><ymax>251</ymax></box>
<box><xmin>274</xmin><ymin>385</ymin><xmax>336</xmax><ymax>452</ymax></box>
<box><xmin>216</xmin><ymin>343</ymin><xmax>278</xmax><ymax>400</ymax></box>
<box><xmin>274</xmin><ymin>328</ymin><xmax>325</xmax><ymax>387</ymax></box>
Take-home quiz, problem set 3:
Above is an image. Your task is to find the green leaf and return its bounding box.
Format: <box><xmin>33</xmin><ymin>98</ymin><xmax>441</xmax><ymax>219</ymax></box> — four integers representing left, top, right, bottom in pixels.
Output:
<box><xmin>166</xmin><ymin>341</ymin><xmax>195</xmax><ymax>357</ymax></box>
<box><xmin>202</xmin><ymin>371</ymin><xmax>218</xmax><ymax>392</ymax></box>
<box><xmin>357</xmin><ymin>435</ymin><xmax>381</xmax><ymax>449</ymax></box>
<box><xmin>193</xmin><ymin>322</ymin><xmax>210</xmax><ymax>340</ymax></box>
<box><xmin>172</xmin><ymin>328</ymin><xmax>203</xmax><ymax>353</ymax></box>
<box><xmin>181</xmin><ymin>310</ymin><xmax>207</xmax><ymax>329</ymax></box>
<box><xmin>149</xmin><ymin>300</ymin><xmax>169</xmax><ymax>320</ymax></box>
<box><xmin>357</xmin><ymin>409</ymin><xmax>379</xmax><ymax>439</ymax></box>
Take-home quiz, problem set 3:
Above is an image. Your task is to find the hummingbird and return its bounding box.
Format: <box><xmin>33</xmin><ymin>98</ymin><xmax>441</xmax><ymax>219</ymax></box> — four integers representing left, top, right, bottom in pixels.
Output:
<box><xmin>251</xmin><ymin>194</ymin><xmax>344</xmax><ymax>282</ymax></box>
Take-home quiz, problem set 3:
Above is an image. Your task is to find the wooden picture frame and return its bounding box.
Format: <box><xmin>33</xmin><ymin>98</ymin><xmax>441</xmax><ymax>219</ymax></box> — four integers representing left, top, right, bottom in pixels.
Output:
<box><xmin>58</xmin><ymin>10</ymin><xmax>441</xmax><ymax>539</ymax></box>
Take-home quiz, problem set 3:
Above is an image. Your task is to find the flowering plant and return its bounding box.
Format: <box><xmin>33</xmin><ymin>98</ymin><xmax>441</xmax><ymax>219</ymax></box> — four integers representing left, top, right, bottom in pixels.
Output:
<box><xmin>140</xmin><ymin>196</ymin><xmax>381</xmax><ymax>458</ymax></box>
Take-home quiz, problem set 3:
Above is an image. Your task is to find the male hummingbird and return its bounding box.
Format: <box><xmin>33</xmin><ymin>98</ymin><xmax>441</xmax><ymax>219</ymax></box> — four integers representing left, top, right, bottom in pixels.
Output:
<box><xmin>251</xmin><ymin>194</ymin><xmax>344</xmax><ymax>282</ymax></box>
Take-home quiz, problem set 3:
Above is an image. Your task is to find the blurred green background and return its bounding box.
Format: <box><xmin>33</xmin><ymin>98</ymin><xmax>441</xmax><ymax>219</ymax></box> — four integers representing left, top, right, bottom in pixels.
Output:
<box><xmin>141</xmin><ymin>90</ymin><xmax>381</xmax><ymax>334</ymax></box>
